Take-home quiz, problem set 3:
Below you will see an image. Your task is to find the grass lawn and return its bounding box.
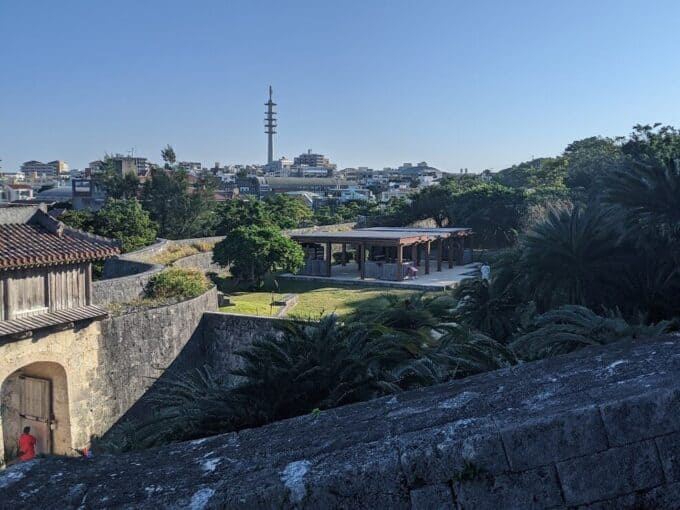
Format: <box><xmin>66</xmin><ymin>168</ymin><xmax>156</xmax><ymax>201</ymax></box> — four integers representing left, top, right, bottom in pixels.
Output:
<box><xmin>219</xmin><ymin>277</ymin><xmax>416</xmax><ymax>318</ymax></box>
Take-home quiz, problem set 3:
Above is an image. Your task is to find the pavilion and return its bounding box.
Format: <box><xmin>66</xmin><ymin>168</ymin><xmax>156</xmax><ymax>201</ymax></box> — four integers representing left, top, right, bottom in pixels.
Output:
<box><xmin>289</xmin><ymin>227</ymin><xmax>473</xmax><ymax>282</ymax></box>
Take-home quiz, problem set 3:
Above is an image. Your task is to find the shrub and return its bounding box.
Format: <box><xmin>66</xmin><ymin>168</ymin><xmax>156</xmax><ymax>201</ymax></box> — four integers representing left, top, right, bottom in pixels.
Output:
<box><xmin>145</xmin><ymin>268</ymin><xmax>211</xmax><ymax>300</ymax></box>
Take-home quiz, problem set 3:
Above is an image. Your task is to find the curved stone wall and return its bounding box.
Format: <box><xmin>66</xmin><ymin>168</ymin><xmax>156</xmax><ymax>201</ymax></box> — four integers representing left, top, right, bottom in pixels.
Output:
<box><xmin>2</xmin><ymin>335</ymin><xmax>680</xmax><ymax>509</ymax></box>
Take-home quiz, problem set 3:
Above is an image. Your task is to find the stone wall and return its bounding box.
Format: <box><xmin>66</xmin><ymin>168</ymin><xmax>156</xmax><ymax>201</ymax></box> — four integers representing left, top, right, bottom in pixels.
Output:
<box><xmin>0</xmin><ymin>287</ymin><xmax>218</xmax><ymax>462</ymax></box>
<box><xmin>92</xmin><ymin>261</ymin><xmax>164</xmax><ymax>305</ymax></box>
<box><xmin>3</xmin><ymin>335</ymin><xmax>680</xmax><ymax>509</ymax></box>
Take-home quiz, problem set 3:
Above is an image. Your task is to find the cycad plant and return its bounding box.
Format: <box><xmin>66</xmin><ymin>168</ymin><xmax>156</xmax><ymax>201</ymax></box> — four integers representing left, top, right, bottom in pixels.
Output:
<box><xmin>520</xmin><ymin>204</ymin><xmax>625</xmax><ymax>311</ymax></box>
<box><xmin>603</xmin><ymin>158</ymin><xmax>680</xmax><ymax>243</ymax></box>
<box><xmin>511</xmin><ymin>305</ymin><xmax>673</xmax><ymax>361</ymax></box>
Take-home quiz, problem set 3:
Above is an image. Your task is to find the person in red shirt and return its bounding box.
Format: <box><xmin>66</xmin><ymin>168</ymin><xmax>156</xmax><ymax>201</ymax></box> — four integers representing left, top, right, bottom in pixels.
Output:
<box><xmin>18</xmin><ymin>426</ymin><xmax>37</xmax><ymax>461</ymax></box>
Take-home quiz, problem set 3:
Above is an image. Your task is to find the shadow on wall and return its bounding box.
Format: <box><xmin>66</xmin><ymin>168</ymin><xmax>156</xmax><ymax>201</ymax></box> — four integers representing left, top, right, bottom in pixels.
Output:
<box><xmin>98</xmin><ymin>312</ymin><xmax>283</xmax><ymax>443</ymax></box>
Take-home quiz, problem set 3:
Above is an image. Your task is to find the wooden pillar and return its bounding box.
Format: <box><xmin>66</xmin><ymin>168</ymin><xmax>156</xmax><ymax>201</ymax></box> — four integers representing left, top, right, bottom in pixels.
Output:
<box><xmin>397</xmin><ymin>244</ymin><xmax>403</xmax><ymax>280</ymax></box>
<box><xmin>85</xmin><ymin>262</ymin><xmax>93</xmax><ymax>305</ymax></box>
<box><xmin>341</xmin><ymin>243</ymin><xmax>347</xmax><ymax>266</ymax></box>
<box><xmin>425</xmin><ymin>241</ymin><xmax>431</xmax><ymax>275</ymax></box>
<box><xmin>437</xmin><ymin>238</ymin><xmax>443</xmax><ymax>272</ymax></box>
<box><xmin>325</xmin><ymin>242</ymin><xmax>332</xmax><ymax>277</ymax></box>
<box><xmin>415</xmin><ymin>243</ymin><xmax>421</xmax><ymax>266</ymax></box>
<box><xmin>360</xmin><ymin>243</ymin><xmax>366</xmax><ymax>279</ymax></box>
<box><xmin>469</xmin><ymin>235</ymin><xmax>474</xmax><ymax>263</ymax></box>
<box><xmin>448</xmin><ymin>239</ymin><xmax>454</xmax><ymax>268</ymax></box>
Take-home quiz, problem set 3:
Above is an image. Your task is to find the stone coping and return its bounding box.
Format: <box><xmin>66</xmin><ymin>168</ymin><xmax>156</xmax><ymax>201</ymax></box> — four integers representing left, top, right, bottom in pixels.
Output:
<box><xmin>2</xmin><ymin>335</ymin><xmax>680</xmax><ymax>508</ymax></box>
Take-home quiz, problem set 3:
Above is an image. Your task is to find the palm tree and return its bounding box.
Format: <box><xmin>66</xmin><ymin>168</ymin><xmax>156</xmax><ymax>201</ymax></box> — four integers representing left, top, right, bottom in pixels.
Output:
<box><xmin>519</xmin><ymin>204</ymin><xmax>625</xmax><ymax>311</ymax></box>
<box><xmin>511</xmin><ymin>305</ymin><xmax>673</xmax><ymax>361</ymax></box>
<box><xmin>453</xmin><ymin>279</ymin><xmax>519</xmax><ymax>342</ymax></box>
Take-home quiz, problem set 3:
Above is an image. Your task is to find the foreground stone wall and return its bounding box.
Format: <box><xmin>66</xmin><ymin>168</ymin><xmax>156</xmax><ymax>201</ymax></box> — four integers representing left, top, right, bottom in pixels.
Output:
<box><xmin>3</xmin><ymin>335</ymin><xmax>680</xmax><ymax>509</ymax></box>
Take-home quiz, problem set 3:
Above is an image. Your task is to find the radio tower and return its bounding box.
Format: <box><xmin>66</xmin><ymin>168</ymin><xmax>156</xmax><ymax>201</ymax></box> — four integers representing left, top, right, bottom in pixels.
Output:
<box><xmin>264</xmin><ymin>86</ymin><xmax>277</xmax><ymax>164</ymax></box>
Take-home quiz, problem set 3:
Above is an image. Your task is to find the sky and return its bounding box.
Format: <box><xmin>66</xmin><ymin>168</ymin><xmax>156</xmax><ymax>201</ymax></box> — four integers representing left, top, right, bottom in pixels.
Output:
<box><xmin>2</xmin><ymin>0</ymin><xmax>680</xmax><ymax>173</ymax></box>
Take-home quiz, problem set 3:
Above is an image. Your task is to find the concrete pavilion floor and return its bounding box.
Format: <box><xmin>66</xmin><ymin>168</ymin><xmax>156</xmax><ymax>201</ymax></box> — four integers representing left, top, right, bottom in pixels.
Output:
<box><xmin>280</xmin><ymin>261</ymin><xmax>481</xmax><ymax>291</ymax></box>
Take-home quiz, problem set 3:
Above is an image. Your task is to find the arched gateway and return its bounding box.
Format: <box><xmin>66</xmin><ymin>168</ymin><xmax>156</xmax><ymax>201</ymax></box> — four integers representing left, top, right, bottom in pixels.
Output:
<box><xmin>0</xmin><ymin>206</ymin><xmax>119</xmax><ymax>464</ymax></box>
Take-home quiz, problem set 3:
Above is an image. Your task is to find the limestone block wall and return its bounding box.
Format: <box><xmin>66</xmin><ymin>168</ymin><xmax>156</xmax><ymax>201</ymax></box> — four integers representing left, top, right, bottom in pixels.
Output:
<box><xmin>3</xmin><ymin>336</ymin><xmax>680</xmax><ymax>509</ymax></box>
<box><xmin>0</xmin><ymin>322</ymin><xmax>103</xmax><ymax>459</ymax></box>
<box><xmin>0</xmin><ymin>287</ymin><xmax>218</xmax><ymax>462</ymax></box>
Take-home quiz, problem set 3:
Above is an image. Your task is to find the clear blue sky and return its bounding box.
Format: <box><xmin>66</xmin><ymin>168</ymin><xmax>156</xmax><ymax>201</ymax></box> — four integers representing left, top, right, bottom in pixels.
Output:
<box><xmin>2</xmin><ymin>0</ymin><xmax>680</xmax><ymax>173</ymax></box>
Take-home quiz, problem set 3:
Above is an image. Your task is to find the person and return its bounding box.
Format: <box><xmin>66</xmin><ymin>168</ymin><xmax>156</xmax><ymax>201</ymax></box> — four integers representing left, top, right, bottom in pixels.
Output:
<box><xmin>18</xmin><ymin>426</ymin><xmax>37</xmax><ymax>461</ymax></box>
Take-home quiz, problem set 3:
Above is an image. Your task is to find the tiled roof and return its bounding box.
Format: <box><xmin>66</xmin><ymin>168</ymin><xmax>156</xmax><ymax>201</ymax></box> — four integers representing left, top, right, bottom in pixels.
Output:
<box><xmin>0</xmin><ymin>222</ymin><xmax>120</xmax><ymax>270</ymax></box>
<box><xmin>0</xmin><ymin>305</ymin><xmax>108</xmax><ymax>338</ymax></box>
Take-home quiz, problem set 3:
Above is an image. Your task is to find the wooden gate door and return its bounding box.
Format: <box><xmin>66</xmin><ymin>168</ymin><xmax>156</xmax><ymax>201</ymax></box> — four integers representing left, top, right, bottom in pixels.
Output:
<box><xmin>19</xmin><ymin>376</ymin><xmax>52</xmax><ymax>455</ymax></box>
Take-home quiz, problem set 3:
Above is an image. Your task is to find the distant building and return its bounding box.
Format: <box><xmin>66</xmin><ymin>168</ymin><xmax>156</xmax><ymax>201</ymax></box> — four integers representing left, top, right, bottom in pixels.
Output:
<box><xmin>263</xmin><ymin>157</ymin><xmax>293</xmax><ymax>177</ymax></box>
<box><xmin>266</xmin><ymin>177</ymin><xmax>349</xmax><ymax>194</ymax></box>
<box><xmin>20</xmin><ymin>160</ymin><xmax>68</xmax><ymax>180</ymax></box>
<box><xmin>293</xmin><ymin>150</ymin><xmax>337</xmax><ymax>172</ymax></box>
<box><xmin>87</xmin><ymin>156</ymin><xmax>150</xmax><ymax>177</ymax></box>
<box><xmin>1</xmin><ymin>184</ymin><xmax>34</xmax><ymax>203</ymax></box>
<box><xmin>177</xmin><ymin>161</ymin><xmax>203</xmax><ymax>173</ymax></box>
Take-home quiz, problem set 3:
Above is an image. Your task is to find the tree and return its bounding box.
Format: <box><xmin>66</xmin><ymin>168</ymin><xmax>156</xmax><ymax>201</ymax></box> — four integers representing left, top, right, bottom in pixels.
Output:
<box><xmin>445</xmin><ymin>183</ymin><xmax>529</xmax><ymax>248</ymax></box>
<box><xmin>621</xmin><ymin>124</ymin><xmax>680</xmax><ymax>164</ymax></box>
<box><xmin>93</xmin><ymin>158</ymin><xmax>140</xmax><ymax>199</ymax></box>
<box><xmin>212</xmin><ymin>225</ymin><xmax>304</xmax><ymax>286</ymax></box>
<box><xmin>91</xmin><ymin>199</ymin><xmax>158</xmax><ymax>252</ymax></box>
<box><xmin>215</xmin><ymin>199</ymin><xmax>272</xmax><ymax>235</ymax></box>
<box><xmin>62</xmin><ymin>199</ymin><xmax>157</xmax><ymax>253</ymax></box>
<box><xmin>495</xmin><ymin>157</ymin><xmax>567</xmax><ymax>190</ymax></box>
<box><xmin>562</xmin><ymin>136</ymin><xmax>624</xmax><ymax>199</ymax></box>
<box><xmin>142</xmin><ymin>168</ymin><xmax>216</xmax><ymax>239</ymax></box>
<box><xmin>161</xmin><ymin>144</ymin><xmax>176</xmax><ymax>168</ymax></box>
<box><xmin>263</xmin><ymin>194</ymin><xmax>313</xmax><ymax>229</ymax></box>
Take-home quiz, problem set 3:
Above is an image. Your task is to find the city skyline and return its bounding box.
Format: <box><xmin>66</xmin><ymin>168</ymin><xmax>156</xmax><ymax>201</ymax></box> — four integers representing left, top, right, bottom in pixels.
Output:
<box><xmin>2</xmin><ymin>1</ymin><xmax>680</xmax><ymax>173</ymax></box>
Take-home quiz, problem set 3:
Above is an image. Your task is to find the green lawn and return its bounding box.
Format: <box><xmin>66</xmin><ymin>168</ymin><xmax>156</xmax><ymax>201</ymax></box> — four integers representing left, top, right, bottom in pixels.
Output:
<box><xmin>220</xmin><ymin>278</ymin><xmax>415</xmax><ymax>318</ymax></box>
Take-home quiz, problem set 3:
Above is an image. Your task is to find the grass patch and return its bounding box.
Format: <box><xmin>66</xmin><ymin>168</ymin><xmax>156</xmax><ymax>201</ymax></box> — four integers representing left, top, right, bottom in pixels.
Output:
<box><xmin>147</xmin><ymin>242</ymin><xmax>215</xmax><ymax>266</ymax></box>
<box><xmin>218</xmin><ymin>276</ymin><xmax>415</xmax><ymax>318</ymax></box>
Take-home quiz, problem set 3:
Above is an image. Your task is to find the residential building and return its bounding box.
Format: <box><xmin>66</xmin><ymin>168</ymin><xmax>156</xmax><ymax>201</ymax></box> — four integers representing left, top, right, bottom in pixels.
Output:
<box><xmin>177</xmin><ymin>161</ymin><xmax>203</xmax><ymax>173</ymax></box>
<box><xmin>1</xmin><ymin>184</ymin><xmax>33</xmax><ymax>203</ymax></box>
<box><xmin>20</xmin><ymin>160</ymin><xmax>68</xmax><ymax>180</ymax></box>
<box><xmin>293</xmin><ymin>150</ymin><xmax>337</xmax><ymax>172</ymax></box>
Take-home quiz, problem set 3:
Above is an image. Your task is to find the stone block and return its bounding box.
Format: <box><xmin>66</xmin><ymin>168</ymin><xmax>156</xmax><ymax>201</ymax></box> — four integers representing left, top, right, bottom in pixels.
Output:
<box><xmin>398</xmin><ymin>418</ymin><xmax>509</xmax><ymax>486</ymax></box>
<box><xmin>599</xmin><ymin>388</ymin><xmax>680</xmax><ymax>446</ymax></box>
<box><xmin>454</xmin><ymin>465</ymin><xmax>563</xmax><ymax>510</ymax></box>
<box><xmin>410</xmin><ymin>484</ymin><xmax>455</xmax><ymax>510</ymax></box>
<box><xmin>656</xmin><ymin>431</ymin><xmax>680</xmax><ymax>482</ymax></box>
<box><xmin>499</xmin><ymin>405</ymin><xmax>609</xmax><ymax>470</ymax></box>
<box><xmin>557</xmin><ymin>440</ymin><xmax>664</xmax><ymax>506</ymax></box>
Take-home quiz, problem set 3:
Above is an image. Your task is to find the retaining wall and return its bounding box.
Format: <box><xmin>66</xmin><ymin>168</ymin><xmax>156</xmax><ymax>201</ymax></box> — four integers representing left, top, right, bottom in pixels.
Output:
<box><xmin>3</xmin><ymin>335</ymin><xmax>680</xmax><ymax>509</ymax></box>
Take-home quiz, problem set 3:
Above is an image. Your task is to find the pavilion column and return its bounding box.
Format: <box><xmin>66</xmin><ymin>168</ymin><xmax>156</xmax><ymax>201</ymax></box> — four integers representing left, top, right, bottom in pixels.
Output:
<box><xmin>437</xmin><ymin>238</ymin><xmax>443</xmax><ymax>272</ymax></box>
<box><xmin>397</xmin><ymin>244</ymin><xmax>403</xmax><ymax>280</ymax></box>
<box><xmin>425</xmin><ymin>241</ymin><xmax>431</xmax><ymax>275</ymax></box>
<box><xmin>341</xmin><ymin>243</ymin><xmax>347</xmax><ymax>266</ymax></box>
<box><xmin>325</xmin><ymin>242</ymin><xmax>332</xmax><ymax>277</ymax></box>
<box><xmin>360</xmin><ymin>243</ymin><xmax>366</xmax><ymax>279</ymax></box>
<box><xmin>448</xmin><ymin>239</ymin><xmax>454</xmax><ymax>268</ymax></box>
<box><xmin>415</xmin><ymin>243</ymin><xmax>421</xmax><ymax>267</ymax></box>
<box><xmin>469</xmin><ymin>235</ymin><xmax>474</xmax><ymax>263</ymax></box>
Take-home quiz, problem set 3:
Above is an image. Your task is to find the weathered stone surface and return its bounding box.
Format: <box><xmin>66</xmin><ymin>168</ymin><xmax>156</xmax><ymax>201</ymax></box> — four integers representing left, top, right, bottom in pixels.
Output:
<box><xmin>454</xmin><ymin>465</ymin><xmax>563</xmax><ymax>510</ymax></box>
<box><xmin>655</xmin><ymin>430</ymin><xmax>680</xmax><ymax>482</ymax></box>
<box><xmin>497</xmin><ymin>405</ymin><xmax>609</xmax><ymax>470</ymax></box>
<box><xmin>556</xmin><ymin>440</ymin><xmax>665</xmax><ymax>506</ymax></box>
<box><xmin>599</xmin><ymin>387</ymin><xmax>680</xmax><ymax>446</ymax></box>
<box><xmin>2</xmin><ymin>335</ymin><xmax>680</xmax><ymax>509</ymax></box>
<box><xmin>409</xmin><ymin>483</ymin><xmax>455</xmax><ymax>510</ymax></box>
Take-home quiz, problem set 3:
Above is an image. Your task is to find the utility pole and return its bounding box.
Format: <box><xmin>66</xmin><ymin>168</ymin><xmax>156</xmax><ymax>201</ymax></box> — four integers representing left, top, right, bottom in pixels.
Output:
<box><xmin>264</xmin><ymin>86</ymin><xmax>277</xmax><ymax>164</ymax></box>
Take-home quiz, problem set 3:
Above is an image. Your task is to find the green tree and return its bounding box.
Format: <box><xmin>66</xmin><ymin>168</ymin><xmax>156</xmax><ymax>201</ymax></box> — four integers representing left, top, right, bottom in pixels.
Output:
<box><xmin>92</xmin><ymin>199</ymin><xmax>158</xmax><ymax>252</ymax></box>
<box><xmin>93</xmin><ymin>158</ymin><xmax>140</xmax><ymax>199</ymax></box>
<box><xmin>495</xmin><ymin>157</ymin><xmax>567</xmax><ymax>190</ymax></box>
<box><xmin>212</xmin><ymin>225</ymin><xmax>304</xmax><ymax>286</ymax></box>
<box><xmin>562</xmin><ymin>136</ymin><xmax>624</xmax><ymax>199</ymax></box>
<box><xmin>446</xmin><ymin>183</ymin><xmax>529</xmax><ymax>248</ymax></box>
<box><xmin>59</xmin><ymin>209</ymin><xmax>95</xmax><ymax>231</ymax></box>
<box><xmin>161</xmin><ymin>144</ymin><xmax>177</xmax><ymax>168</ymax></box>
<box><xmin>142</xmin><ymin>168</ymin><xmax>216</xmax><ymax>239</ymax></box>
<box><xmin>216</xmin><ymin>199</ymin><xmax>272</xmax><ymax>234</ymax></box>
<box><xmin>264</xmin><ymin>194</ymin><xmax>313</xmax><ymax>229</ymax></box>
